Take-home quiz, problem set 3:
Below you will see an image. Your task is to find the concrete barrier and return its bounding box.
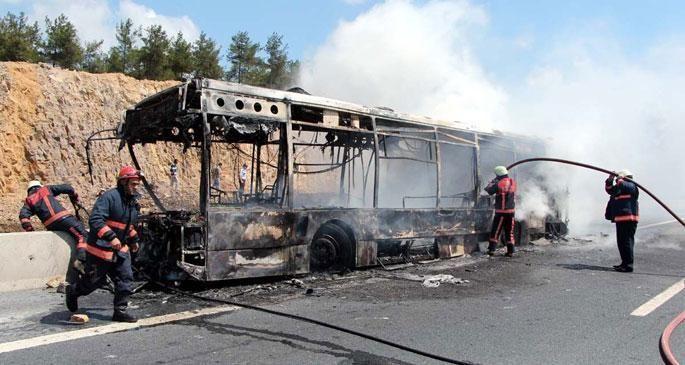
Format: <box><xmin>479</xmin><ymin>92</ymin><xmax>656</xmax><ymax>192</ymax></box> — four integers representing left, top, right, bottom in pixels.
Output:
<box><xmin>0</xmin><ymin>231</ymin><xmax>75</xmax><ymax>292</ymax></box>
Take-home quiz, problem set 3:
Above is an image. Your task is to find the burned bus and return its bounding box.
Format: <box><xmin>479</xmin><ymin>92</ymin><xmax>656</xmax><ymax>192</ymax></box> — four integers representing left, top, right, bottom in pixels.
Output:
<box><xmin>109</xmin><ymin>78</ymin><xmax>566</xmax><ymax>281</ymax></box>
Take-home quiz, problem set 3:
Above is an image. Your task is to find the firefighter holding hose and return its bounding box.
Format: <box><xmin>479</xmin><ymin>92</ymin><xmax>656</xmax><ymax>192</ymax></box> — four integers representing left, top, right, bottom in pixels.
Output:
<box><xmin>605</xmin><ymin>169</ymin><xmax>639</xmax><ymax>272</ymax></box>
<box><xmin>485</xmin><ymin>166</ymin><xmax>517</xmax><ymax>257</ymax></box>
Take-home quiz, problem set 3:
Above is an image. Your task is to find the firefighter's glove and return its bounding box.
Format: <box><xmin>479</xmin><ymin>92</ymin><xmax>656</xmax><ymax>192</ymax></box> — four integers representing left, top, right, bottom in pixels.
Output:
<box><xmin>73</xmin><ymin>258</ymin><xmax>86</xmax><ymax>275</ymax></box>
<box><xmin>605</xmin><ymin>176</ymin><xmax>615</xmax><ymax>185</ymax></box>
<box><xmin>21</xmin><ymin>222</ymin><xmax>34</xmax><ymax>232</ymax></box>
<box><xmin>111</xmin><ymin>238</ymin><xmax>123</xmax><ymax>251</ymax></box>
<box><xmin>70</xmin><ymin>193</ymin><xmax>80</xmax><ymax>204</ymax></box>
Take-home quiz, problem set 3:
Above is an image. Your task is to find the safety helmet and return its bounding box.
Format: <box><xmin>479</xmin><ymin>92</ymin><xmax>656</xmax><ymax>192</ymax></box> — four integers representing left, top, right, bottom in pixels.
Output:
<box><xmin>494</xmin><ymin>166</ymin><xmax>508</xmax><ymax>177</ymax></box>
<box><xmin>617</xmin><ymin>169</ymin><xmax>633</xmax><ymax>178</ymax></box>
<box><xmin>118</xmin><ymin>166</ymin><xmax>143</xmax><ymax>181</ymax></box>
<box><xmin>27</xmin><ymin>180</ymin><xmax>42</xmax><ymax>191</ymax></box>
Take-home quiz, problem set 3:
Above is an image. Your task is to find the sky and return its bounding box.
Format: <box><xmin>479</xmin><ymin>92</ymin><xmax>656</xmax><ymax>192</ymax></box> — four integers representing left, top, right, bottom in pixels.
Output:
<box><xmin>2</xmin><ymin>0</ymin><xmax>685</xmax><ymax>231</ymax></box>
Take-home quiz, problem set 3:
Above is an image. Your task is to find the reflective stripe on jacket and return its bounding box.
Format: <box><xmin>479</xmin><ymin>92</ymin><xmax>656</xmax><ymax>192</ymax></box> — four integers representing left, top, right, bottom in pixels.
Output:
<box><xmin>19</xmin><ymin>184</ymin><xmax>76</xmax><ymax>227</ymax></box>
<box><xmin>485</xmin><ymin>175</ymin><xmax>517</xmax><ymax>213</ymax></box>
<box><xmin>86</xmin><ymin>186</ymin><xmax>140</xmax><ymax>260</ymax></box>
<box><xmin>605</xmin><ymin>178</ymin><xmax>639</xmax><ymax>222</ymax></box>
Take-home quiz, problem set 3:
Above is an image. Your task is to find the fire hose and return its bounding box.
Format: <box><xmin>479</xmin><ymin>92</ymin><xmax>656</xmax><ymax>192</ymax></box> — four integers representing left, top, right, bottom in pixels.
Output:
<box><xmin>135</xmin><ymin>270</ymin><xmax>476</xmax><ymax>365</ymax></box>
<box><xmin>506</xmin><ymin>157</ymin><xmax>685</xmax><ymax>228</ymax></box>
<box><xmin>506</xmin><ymin>157</ymin><xmax>685</xmax><ymax>364</ymax></box>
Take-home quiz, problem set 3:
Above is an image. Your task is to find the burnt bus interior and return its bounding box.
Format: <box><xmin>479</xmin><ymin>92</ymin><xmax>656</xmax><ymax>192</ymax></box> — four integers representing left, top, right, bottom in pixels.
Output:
<box><xmin>111</xmin><ymin>79</ymin><xmax>567</xmax><ymax>281</ymax></box>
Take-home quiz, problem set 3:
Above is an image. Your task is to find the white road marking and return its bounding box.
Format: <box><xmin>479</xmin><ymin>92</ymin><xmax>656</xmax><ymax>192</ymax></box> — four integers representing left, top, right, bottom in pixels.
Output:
<box><xmin>631</xmin><ymin>279</ymin><xmax>684</xmax><ymax>317</ymax></box>
<box><xmin>0</xmin><ymin>305</ymin><xmax>239</xmax><ymax>354</ymax></box>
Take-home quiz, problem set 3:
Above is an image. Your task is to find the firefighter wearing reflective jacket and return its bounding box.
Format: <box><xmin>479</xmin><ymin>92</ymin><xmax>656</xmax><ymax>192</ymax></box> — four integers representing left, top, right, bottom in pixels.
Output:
<box><xmin>19</xmin><ymin>181</ymin><xmax>87</xmax><ymax>283</ymax></box>
<box><xmin>605</xmin><ymin>169</ymin><xmax>639</xmax><ymax>273</ymax></box>
<box><xmin>484</xmin><ymin>166</ymin><xmax>517</xmax><ymax>257</ymax></box>
<box><xmin>66</xmin><ymin>166</ymin><xmax>142</xmax><ymax>323</ymax></box>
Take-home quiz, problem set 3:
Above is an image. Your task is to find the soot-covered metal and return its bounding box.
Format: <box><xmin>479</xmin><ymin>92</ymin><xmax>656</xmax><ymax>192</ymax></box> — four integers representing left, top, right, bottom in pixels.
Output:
<box><xmin>105</xmin><ymin>78</ymin><xmax>567</xmax><ymax>282</ymax></box>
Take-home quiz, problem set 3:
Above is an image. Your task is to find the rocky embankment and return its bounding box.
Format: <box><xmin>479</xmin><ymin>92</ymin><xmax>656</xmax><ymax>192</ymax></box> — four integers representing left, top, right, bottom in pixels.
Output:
<box><xmin>0</xmin><ymin>62</ymin><xmax>249</xmax><ymax>232</ymax></box>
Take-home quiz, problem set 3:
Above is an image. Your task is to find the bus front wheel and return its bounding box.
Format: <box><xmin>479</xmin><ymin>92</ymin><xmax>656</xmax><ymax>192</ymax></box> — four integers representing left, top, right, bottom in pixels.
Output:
<box><xmin>311</xmin><ymin>222</ymin><xmax>353</xmax><ymax>271</ymax></box>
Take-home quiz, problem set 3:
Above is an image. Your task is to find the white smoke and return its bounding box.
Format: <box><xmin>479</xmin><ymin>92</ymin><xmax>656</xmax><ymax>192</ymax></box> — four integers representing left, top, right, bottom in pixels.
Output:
<box><xmin>299</xmin><ymin>0</ymin><xmax>506</xmax><ymax>128</ymax></box>
<box><xmin>515</xmin><ymin>184</ymin><xmax>551</xmax><ymax>222</ymax></box>
<box><xmin>299</xmin><ymin>0</ymin><xmax>685</xmax><ymax>233</ymax></box>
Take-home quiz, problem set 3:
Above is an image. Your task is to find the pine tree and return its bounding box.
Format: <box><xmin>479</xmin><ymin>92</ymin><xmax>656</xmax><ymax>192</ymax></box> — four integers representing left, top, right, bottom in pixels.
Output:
<box><xmin>138</xmin><ymin>24</ymin><xmax>171</xmax><ymax>80</ymax></box>
<box><xmin>43</xmin><ymin>14</ymin><xmax>83</xmax><ymax>69</ymax></box>
<box><xmin>81</xmin><ymin>40</ymin><xmax>107</xmax><ymax>73</ymax></box>
<box><xmin>264</xmin><ymin>33</ymin><xmax>290</xmax><ymax>89</ymax></box>
<box><xmin>168</xmin><ymin>32</ymin><xmax>193</xmax><ymax>79</ymax></box>
<box><xmin>192</xmin><ymin>32</ymin><xmax>223</xmax><ymax>79</ymax></box>
<box><xmin>0</xmin><ymin>12</ymin><xmax>41</xmax><ymax>62</ymax></box>
<box><xmin>107</xmin><ymin>18</ymin><xmax>140</xmax><ymax>75</ymax></box>
<box><xmin>226</xmin><ymin>31</ymin><xmax>262</xmax><ymax>85</ymax></box>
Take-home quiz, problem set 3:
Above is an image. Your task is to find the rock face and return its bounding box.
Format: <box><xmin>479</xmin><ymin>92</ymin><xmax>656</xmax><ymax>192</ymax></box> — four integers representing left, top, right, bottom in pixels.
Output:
<box><xmin>0</xmin><ymin>62</ymin><xmax>251</xmax><ymax>232</ymax></box>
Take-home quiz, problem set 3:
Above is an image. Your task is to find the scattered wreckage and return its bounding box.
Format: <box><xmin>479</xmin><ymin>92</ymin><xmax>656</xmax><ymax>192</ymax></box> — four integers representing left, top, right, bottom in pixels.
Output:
<box><xmin>87</xmin><ymin>78</ymin><xmax>567</xmax><ymax>282</ymax></box>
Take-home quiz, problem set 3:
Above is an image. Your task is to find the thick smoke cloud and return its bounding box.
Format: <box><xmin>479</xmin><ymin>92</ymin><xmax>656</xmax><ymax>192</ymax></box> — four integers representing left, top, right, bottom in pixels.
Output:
<box><xmin>299</xmin><ymin>0</ymin><xmax>506</xmax><ymax>128</ymax></box>
<box><xmin>299</xmin><ymin>0</ymin><xmax>685</xmax><ymax>233</ymax></box>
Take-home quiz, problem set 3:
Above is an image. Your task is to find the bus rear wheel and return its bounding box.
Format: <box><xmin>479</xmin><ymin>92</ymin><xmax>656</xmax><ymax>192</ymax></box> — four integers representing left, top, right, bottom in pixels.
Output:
<box><xmin>311</xmin><ymin>222</ymin><xmax>353</xmax><ymax>271</ymax></box>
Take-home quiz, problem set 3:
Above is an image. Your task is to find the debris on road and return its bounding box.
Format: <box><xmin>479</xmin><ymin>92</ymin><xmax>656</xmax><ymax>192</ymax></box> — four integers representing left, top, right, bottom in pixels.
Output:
<box><xmin>422</xmin><ymin>274</ymin><xmax>469</xmax><ymax>288</ymax></box>
<box><xmin>69</xmin><ymin>314</ymin><xmax>89</xmax><ymax>324</ymax></box>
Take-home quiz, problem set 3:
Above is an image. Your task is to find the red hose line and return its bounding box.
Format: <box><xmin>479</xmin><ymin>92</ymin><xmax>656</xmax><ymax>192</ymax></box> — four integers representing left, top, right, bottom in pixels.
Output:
<box><xmin>506</xmin><ymin>158</ymin><xmax>685</xmax><ymax>228</ymax></box>
<box><xmin>660</xmin><ymin>310</ymin><xmax>685</xmax><ymax>365</ymax></box>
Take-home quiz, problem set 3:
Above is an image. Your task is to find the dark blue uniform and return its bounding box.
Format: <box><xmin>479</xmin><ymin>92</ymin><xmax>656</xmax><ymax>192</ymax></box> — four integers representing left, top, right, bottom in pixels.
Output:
<box><xmin>19</xmin><ymin>184</ymin><xmax>87</xmax><ymax>282</ymax></box>
<box><xmin>605</xmin><ymin>177</ymin><xmax>639</xmax><ymax>270</ymax></box>
<box><xmin>70</xmin><ymin>186</ymin><xmax>140</xmax><ymax>310</ymax></box>
<box><xmin>485</xmin><ymin>175</ymin><xmax>517</xmax><ymax>255</ymax></box>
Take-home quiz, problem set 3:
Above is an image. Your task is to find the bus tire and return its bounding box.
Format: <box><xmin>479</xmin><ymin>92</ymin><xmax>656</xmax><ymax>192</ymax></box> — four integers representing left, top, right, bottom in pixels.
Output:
<box><xmin>311</xmin><ymin>222</ymin><xmax>354</xmax><ymax>271</ymax></box>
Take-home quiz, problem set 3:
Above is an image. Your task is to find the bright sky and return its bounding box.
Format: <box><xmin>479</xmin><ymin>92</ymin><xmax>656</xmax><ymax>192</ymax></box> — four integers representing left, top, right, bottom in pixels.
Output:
<box><xmin>3</xmin><ymin>0</ymin><xmax>685</xmax><ymax>225</ymax></box>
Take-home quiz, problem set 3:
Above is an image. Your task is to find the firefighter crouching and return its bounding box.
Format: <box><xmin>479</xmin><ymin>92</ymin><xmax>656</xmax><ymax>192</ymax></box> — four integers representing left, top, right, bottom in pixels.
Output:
<box><xmin>66</xmin><ymin>166</ymin><xmax>143</xmax><ymax>323</ymax></box>
<box><xmin>605</xmin><ymin>169</ymin><xmax>639</xmax><ymax>273</ymax></box>
<box><xmin>19</xmin><ymin>181</ymin><xmax>87</xmax><ymax>283</ymax></box>
<box><xmin>484</xmin><ymin>166</ymin><xmax>517</xmax><ymax>257</ymax></box>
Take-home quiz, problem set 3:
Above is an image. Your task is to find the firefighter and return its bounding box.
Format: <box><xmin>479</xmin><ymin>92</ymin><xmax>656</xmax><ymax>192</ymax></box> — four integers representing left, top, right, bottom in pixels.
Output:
<box><xmin>66</xmin><ymin>166</ymin><xmax>143</xmax><ymax>322</ymax></box>
<box><xmin>605</xmin><ymin>169</ymin><xmax>639</xmax><ymax>272</ymax></box>
<box><xmin>19</xmin><ymin>180</ymin><xmax>87</xmax><ymax>283</ymax></box>
<box><xmin>484</xmin><ymin>166</ymin><xmax>517</xmax><ymax>257</ymax></box>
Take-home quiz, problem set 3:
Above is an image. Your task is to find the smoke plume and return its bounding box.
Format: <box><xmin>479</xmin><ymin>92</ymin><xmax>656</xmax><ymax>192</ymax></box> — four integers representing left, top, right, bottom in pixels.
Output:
<box><xmin>299</xmin><ymin>0</ymin><xmax>685</xmax><ymax>233</ymax></box>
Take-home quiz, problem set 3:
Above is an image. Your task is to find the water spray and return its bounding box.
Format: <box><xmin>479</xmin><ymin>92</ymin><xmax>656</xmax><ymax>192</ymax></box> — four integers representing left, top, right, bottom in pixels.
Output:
<box><xmin>506</xmin><ymin>157</ymin><xmax>685</xmax><ymax>228</ymax></box>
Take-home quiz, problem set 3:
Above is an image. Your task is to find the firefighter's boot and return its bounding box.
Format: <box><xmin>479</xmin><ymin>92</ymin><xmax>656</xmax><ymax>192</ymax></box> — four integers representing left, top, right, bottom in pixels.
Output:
<box><xmin>65</xmin><ymin>284</ymin><xmax>79</xmax><ymax>312</ymax></box>
<box><xmin>505</xmin><ymin>244</ymin><xmax>515</xmax><ymax>257</ymax></box>
<box><xmin>112</xmin><ymin>308</ymin><xmax>137</xmax><ymax>323</ymax></box>
<box><xmin>487</xmin><ymin>242</ymin><xmax>496</xmax><ymax>256</ymax></box>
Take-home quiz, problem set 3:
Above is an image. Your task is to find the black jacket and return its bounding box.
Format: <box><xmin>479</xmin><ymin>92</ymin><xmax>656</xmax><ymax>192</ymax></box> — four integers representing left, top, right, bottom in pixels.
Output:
<box><xmin>86</xmin><ymin>186</ymin><xmax>140</xmax><ymax>260</ymax></box>
<box><xmin>19</xmin><ymin>184</ymin><xmax>77</xmax><ymax>229</ymax></box>
<box><xmin>605</xmin><ymin>177</ymin><xmax>639</xmax><ymax>222</ymax></box>
<box><xmin>484</xmin><ymin>175</ymin><xmax>517</xmax><ymax>213</ymax></box>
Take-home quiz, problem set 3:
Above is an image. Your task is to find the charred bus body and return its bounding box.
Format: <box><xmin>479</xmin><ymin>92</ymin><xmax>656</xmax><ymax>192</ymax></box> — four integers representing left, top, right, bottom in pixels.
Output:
<box><xmin>114</xmin><ymin>79</ymin><xmax>567</xmax><ymax>281</ymax></box>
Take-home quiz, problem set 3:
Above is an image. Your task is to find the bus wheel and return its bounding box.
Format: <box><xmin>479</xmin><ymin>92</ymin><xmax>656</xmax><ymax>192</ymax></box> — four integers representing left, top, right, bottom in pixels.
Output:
<box><xmin>311</xmin><ymin>222</ymin><xmax>353</xmax><ymax>271</ymax></box>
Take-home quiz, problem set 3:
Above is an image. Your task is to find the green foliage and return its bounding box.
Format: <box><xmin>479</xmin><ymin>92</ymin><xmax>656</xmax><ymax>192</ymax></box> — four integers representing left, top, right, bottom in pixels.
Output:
<box><xmin>0</xmin><ymin>12</ymin><xmax>301</xmax><ymax>86</ymax></box>
<box><xmin>225</xmin><ymin>31</ymin><xmax>298</xmax><ymax>89</ymax></box>
<box><xmin>43</xmin><ymin>14</ymin><xmax>83</xmax><ymax>69</ymax></box>
<box><xmin>226</xmin><ymin>31</ymin><xmax>262</xmax><ymax>84</ymax></box>
<box><xmin>81</xmin><ymin>40</ymin><xmax>108</xmax><ymax>73</ymax></box>
<box><xmin>137</xmin><ymin>24</ymin><xmax>172</xmax><ymax>80</ymax></box>
<box><xmin>192</xmin><ymin>32</ymin><xmax>223</xmax><ymax>79</ymax></box>
<box><xmin>0</xmin><ymin>12</ymin><xmax>41</xmax><ymax>62</ymax></box>
<box><xmin>168</xmin><ymin>32</ymin><xmax>194</xmax><ymax>79</ymax></box>
<box><xmin>108</xmin><ymin>18</ymin><xmax>140</xmax><ymax>75</ymax></box>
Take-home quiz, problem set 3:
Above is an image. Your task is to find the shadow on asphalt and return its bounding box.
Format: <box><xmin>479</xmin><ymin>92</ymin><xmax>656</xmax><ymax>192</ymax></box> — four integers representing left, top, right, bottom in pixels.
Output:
<box><xmin>556</xmin><ymin>263</ymin><xmax>684</xmax><ymax>278</ymax></box>
<box><xmin>39</xmin><ymin>308</ymin><xmax>112</xmax><ymax>326</ymax></box>
<box><xmin>557</xmin><ymin>263</ymin><xmax>614</xmax><ymax>272</ymax></box>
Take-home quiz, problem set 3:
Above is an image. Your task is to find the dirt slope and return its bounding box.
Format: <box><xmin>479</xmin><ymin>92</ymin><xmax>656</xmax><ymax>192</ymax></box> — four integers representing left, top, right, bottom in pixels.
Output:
<box><xmin>0</xmin><ymin>62</ymin><xmax>248</xmax><ymax>232</ymax></box>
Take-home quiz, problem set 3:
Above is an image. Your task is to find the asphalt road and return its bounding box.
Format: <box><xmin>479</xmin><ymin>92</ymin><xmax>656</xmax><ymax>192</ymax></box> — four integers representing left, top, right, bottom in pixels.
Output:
<box><xmin>0</xmin><ymin>223</ymin><xmax>683</xmax><ymax>364</ymax></box>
